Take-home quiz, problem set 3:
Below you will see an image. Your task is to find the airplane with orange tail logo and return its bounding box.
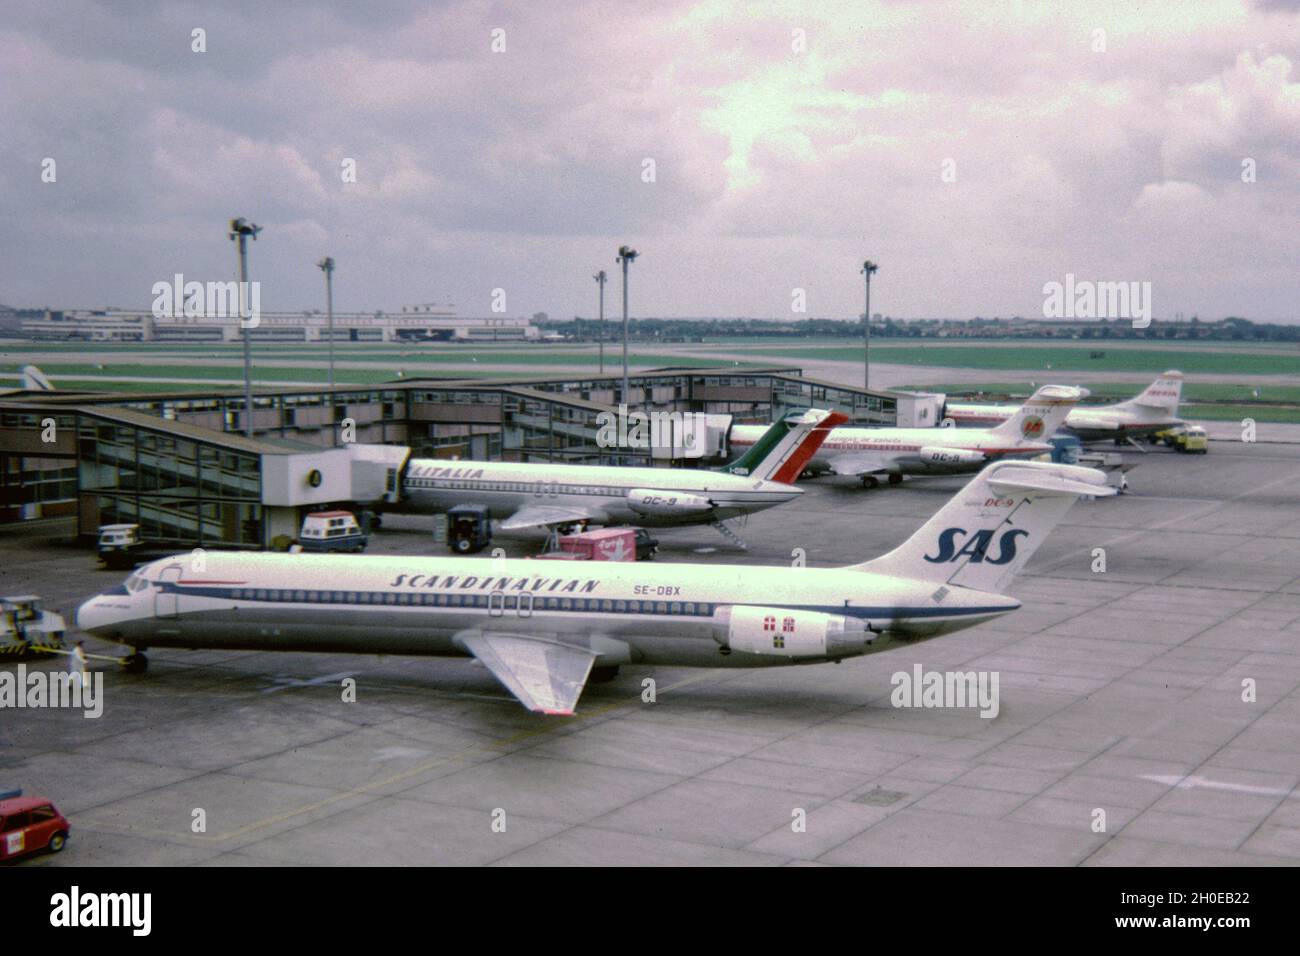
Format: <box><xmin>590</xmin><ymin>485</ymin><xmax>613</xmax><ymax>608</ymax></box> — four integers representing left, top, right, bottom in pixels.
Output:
<box><xmin>728</xmin><ymin>386</ymin><xmax>1084</xmax><ymax>489</ymax></box>
<box><xmin>942</xmin><ymin>372</ymin><xmax>1184</xmax><ymax>444</ymax></box>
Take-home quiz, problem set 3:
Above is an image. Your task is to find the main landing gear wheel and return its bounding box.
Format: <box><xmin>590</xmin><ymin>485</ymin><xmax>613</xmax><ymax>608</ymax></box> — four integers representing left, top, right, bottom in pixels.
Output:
<box><xmin>122</xmin><ymin>652</ymin><xmax>148</xmax><ymax>674</ymax></box>
<box><xmin>588</xmin><ymin>665</ymin><xmax>621</xmax><ymax>683</ymax></box>
<box><xmin>887</xmin><ymin>473</ymin><xmax>903</xmax><ymax>485</ymax></box>
<box><xmin>861</xmin><ymin>475</ymin><xmax>880</xmax><ymax>489</ymax></box>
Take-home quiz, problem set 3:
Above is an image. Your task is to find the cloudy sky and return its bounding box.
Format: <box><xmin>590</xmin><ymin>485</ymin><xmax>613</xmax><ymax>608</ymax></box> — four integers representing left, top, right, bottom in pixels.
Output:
<box><xmin>2</xmin><ymin>0</ymin><xmax>1298</xmax><ymax>321</ymax></box>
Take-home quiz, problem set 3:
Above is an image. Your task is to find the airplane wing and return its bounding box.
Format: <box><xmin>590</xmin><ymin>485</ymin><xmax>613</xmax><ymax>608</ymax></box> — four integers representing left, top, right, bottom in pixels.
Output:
<box><xmin>823</xmin><ymin>451</ymin><xmax>897</xmax><ymax>477</ymax></box>
<box><xmin>457</xmin><ymin>632</ymin><xmax>597</xmax><ymax>715</ymax></box>
<box><xmin>497</xmin><ymin>503</ymin><xmax>603</xmax><ymax>531</ymax></box>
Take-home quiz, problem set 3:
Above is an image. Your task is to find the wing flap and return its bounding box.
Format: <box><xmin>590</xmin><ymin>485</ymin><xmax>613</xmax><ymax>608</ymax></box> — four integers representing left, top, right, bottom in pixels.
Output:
<box><xmin>497</xmin><ymin>504</ymin><xmax>600</xmax><ymax>531</ymax></box>
<box><xmin>458</xmin><ymin>632</ymin><xmax>597</xmax><ymax>715</ymax></box>
<box><xmin>825</xmin><ymin>452</ymin><xmax>893</xmax><ymax>477</ymax></box>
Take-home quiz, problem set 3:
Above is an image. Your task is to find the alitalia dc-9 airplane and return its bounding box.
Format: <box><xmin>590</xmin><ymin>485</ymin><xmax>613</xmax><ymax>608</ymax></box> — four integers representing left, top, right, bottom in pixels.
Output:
<box><xmin>77</xmin><ymin>459</ymin><xmax>1112</xmax><ymax>715</ymax></box>
<box><xmin>728</xmin><ymin>384</ymin><xmax>1084</xmax><ymax>489</ymax></box>
<box><xmin>397</xmin><ymin>407</ymin><xmax>848</xmax><ymax>546</ymax></box>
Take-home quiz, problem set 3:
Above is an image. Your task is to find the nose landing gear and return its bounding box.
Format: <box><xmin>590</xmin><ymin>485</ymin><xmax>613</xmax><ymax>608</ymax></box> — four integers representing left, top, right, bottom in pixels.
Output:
<box><xmin>121</xmin><ymin>651</ymin><xmax>149</xmax><ymax>674</ymax></box>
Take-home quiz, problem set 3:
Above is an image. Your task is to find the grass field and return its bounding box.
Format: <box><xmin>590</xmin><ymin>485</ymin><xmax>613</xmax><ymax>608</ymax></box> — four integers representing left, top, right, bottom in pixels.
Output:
<box><xmin>0</xmin><ymin>352</ymin><xmax>735</xmax><ymax>382</ymax></box>
<box><xmin>738</xmin><ymin>343</ymin><xmax>1300</xmax><ymax>376</ymax></box>
<box><xmin>0</xmin><ymin>351</ymin><xmax>738</xmax><ymax>367</ymax></box>
<box><xmin>1175</xmin><ymin>404</ymin><xmax>1300</xmax><ymax>423</ymax></box>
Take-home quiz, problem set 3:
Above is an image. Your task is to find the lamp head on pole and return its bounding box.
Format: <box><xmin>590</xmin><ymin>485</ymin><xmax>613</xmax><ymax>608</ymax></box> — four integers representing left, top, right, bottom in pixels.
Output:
<box><xmin>317</xmin><ymin>256</ymin><xmax>335</xmax><ymax>274</ymax></box>
<box><xmin>860</xmin><ymin>260</ymin><xmax>878</xmax><ymax>277</ymax></box>
<box><xmin>617</xmin><ymin>246</ymin><xmax>639</xmax><ymax>264</ymax></box>
<box><xmin>593</xmin><ymin>270</ymin><xmax>606</xmax><ymax>283</ymax></box>
<box><xmin>229</xmin><ymin>218</ymin><xmax>261</xmax><ymax>241</ymax></box>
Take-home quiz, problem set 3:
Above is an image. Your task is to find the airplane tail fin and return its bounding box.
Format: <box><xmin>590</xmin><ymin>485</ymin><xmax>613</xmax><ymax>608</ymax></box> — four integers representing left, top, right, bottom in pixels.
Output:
<box><xmin>719</xmin><ymin>408</ymin><xmax>849</xmax><ymax>483</ymax></box>
<box><xmin>988</xmin><ymin>385</ymin><xmax>1085</xmax><ymax>445</ymax></box>
<box><xmin>851</xmin><ymin>460</ymin><xmax>1113</xmax><ymax>594</ymax></box>
<box><xmin>1115</xmin><ymin>370</ymin><xmax>1182</xmax><ymax>413</ymax></box>
<box><xmin>21</xmin><ymin>365</ymin><xmax>54</xmax><ymax>391</ymax></box>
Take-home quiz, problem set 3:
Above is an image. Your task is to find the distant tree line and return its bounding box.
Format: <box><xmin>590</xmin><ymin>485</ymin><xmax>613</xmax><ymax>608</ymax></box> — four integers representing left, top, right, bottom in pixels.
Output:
<box><xmin>548</xmin><ymin>314</ymin><xmax>1299</xmax><ymax>342</ymax></box>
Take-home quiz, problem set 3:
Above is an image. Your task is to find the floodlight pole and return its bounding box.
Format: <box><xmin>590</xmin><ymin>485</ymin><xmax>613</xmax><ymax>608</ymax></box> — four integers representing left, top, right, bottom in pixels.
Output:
<box><xmin>318</xmin><ymin>257</ymin><xmax>336</xmax><ymax>390</ymax></box>
<box><xmin>229</xmin><ymin>217</ymin><xmax>261</xmax><ymax>437</ymax></box>
<box><xmin>593</xmin><ymin>270</ymin><xmax>607</xmax><ymax>374</ymax></box>
<box><xmin>861</xmin><ymin>260</ymin><xmax>878</xmax><ymax>390</ymax></box>
<box><xmin>617</xmin><ymin>246</ymin><xmax>638</xmax><ymax>403</ymax></box>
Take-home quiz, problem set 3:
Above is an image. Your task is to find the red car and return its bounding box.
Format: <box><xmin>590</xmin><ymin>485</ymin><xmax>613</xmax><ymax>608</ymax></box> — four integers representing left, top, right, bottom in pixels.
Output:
<box><xmin>0</xmin><ymin>794</ymin><xmax>69</xmax><ymax>861</ymax></box>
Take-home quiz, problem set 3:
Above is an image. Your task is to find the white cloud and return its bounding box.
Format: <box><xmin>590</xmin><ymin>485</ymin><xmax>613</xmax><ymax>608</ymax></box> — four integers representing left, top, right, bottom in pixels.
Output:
<box><xmin>0</xmin><ymin>0</ymin><xmax>1296</xmax><ymax>320</ymax></box>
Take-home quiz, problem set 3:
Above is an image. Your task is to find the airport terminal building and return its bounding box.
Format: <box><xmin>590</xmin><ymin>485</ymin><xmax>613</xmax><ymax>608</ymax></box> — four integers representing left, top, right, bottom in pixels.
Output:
<box><xmin>21</xmin><ymin>308</ymin><xmax>538</xmax><ymax>343</ymax></box>
<box><xmin>0</xmin><ymin>367</ymin><xmax>926</xmax><ymax>548</ymax></box>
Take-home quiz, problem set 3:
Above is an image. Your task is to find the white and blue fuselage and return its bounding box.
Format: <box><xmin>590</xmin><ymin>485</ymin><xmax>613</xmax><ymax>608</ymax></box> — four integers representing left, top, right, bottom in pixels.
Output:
<box><xmin>78</xmin><ymin>551</ymin><xmax>1019</xmax><ymax>668</ymax></box>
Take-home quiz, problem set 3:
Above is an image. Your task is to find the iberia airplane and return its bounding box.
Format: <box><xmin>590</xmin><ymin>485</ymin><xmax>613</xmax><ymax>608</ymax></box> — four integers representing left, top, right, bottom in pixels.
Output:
<box><xmin>729</xmin><ymin>385</ymin><xmax>1084</xmax><ymax>488</ymax></box>
<box><xmin>942</xmin><ymin>372</ymin><xmax>1184</xmax><ymax>444</ymax></box>
<box><xmin>77</xmin><ymin>459</ymin><xmax>1112</xmax><ymax>715</ymax></box>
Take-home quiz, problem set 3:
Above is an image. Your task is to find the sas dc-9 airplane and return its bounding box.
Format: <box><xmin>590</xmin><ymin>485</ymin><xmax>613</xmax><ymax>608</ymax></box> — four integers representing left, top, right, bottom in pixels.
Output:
<box><xmin>728</xmin><ymin>385</ymin><xmax>1084</xmax><ymax>489</ymax></box>
<box><xmin>397</xmin><ymin>407</ymin><xmax>847</xmax><ymax>545</ymax></box>
<box><xmin>77</xmin><ymin>459</ymin><xmax>1112</xmax><ymax>715</ymax></box>
<box><xmin>941</xmin><ymin>371</ymin><xmax>1184</xmax><ymax>444</ymax></box>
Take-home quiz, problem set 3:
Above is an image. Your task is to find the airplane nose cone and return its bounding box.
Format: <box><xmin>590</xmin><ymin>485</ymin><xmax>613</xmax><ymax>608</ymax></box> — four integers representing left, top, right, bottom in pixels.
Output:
<box><xmin>76</xmin><ymin>596</ymin><xmax>107</xmax><ymax>636</ymax></box>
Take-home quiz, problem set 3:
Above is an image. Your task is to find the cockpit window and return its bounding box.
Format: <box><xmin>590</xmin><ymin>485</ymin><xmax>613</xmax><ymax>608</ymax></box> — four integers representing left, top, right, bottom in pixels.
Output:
<box><xmin>125</xmin><ymin>572</ymin><xmax>148</xmax><ymax>593</ymax></box>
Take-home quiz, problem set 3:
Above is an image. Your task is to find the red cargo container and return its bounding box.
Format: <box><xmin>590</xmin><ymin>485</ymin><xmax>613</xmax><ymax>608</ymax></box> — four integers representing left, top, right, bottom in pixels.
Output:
<box><xmin>537</xmin><ymin>528</ymin><xmax>638</xmax><ymax>562</ymax></box>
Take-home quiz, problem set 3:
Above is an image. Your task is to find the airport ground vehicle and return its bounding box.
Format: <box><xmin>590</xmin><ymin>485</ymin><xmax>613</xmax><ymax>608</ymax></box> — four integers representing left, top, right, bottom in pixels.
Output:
<box><xmin>96</xmin><ymin>524</ymin><xmax>186</xmax><ymax>570</ymax></box>
<box><xmin>632</xmin><ymin>528</ymin><xmax>659</xmax><ymax>560</ymax></box>
<box><xmin>1040</xmin><ymin>436</ymin><xmax>1130</xmax><ymax>492</ymax></box>
<box><xmin>1154</xmin><ymin>424</ymin><xmax>1209</xmax><ymax>453</ymax></box>
<box><xmin>536</xmin><ymin>528</ymin><xmax>655</xmax><ymax>562</ymax></box>
<box><xmin>1046</xmin><ymin>435</ymin><xmax>1082</xmax><ymax>464</ymax></box>
<box><xmin>296</xmin><ymin>511</ymin><xmax>368</xmax><ymax>553</ymax></box>
<box><xmin>0</xmin><ymin>792</ymin><xmax>70</xmax><ymax>861</ymax></box>
<box><xmin>0</xmin><ymin>595</ymin><xmax>66</xmax><ymax>659</ymax></box>
<box><xmin>447</xmin><ymin>505</ymin><xmax>492</xmax><ymax>553</ymax></box>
